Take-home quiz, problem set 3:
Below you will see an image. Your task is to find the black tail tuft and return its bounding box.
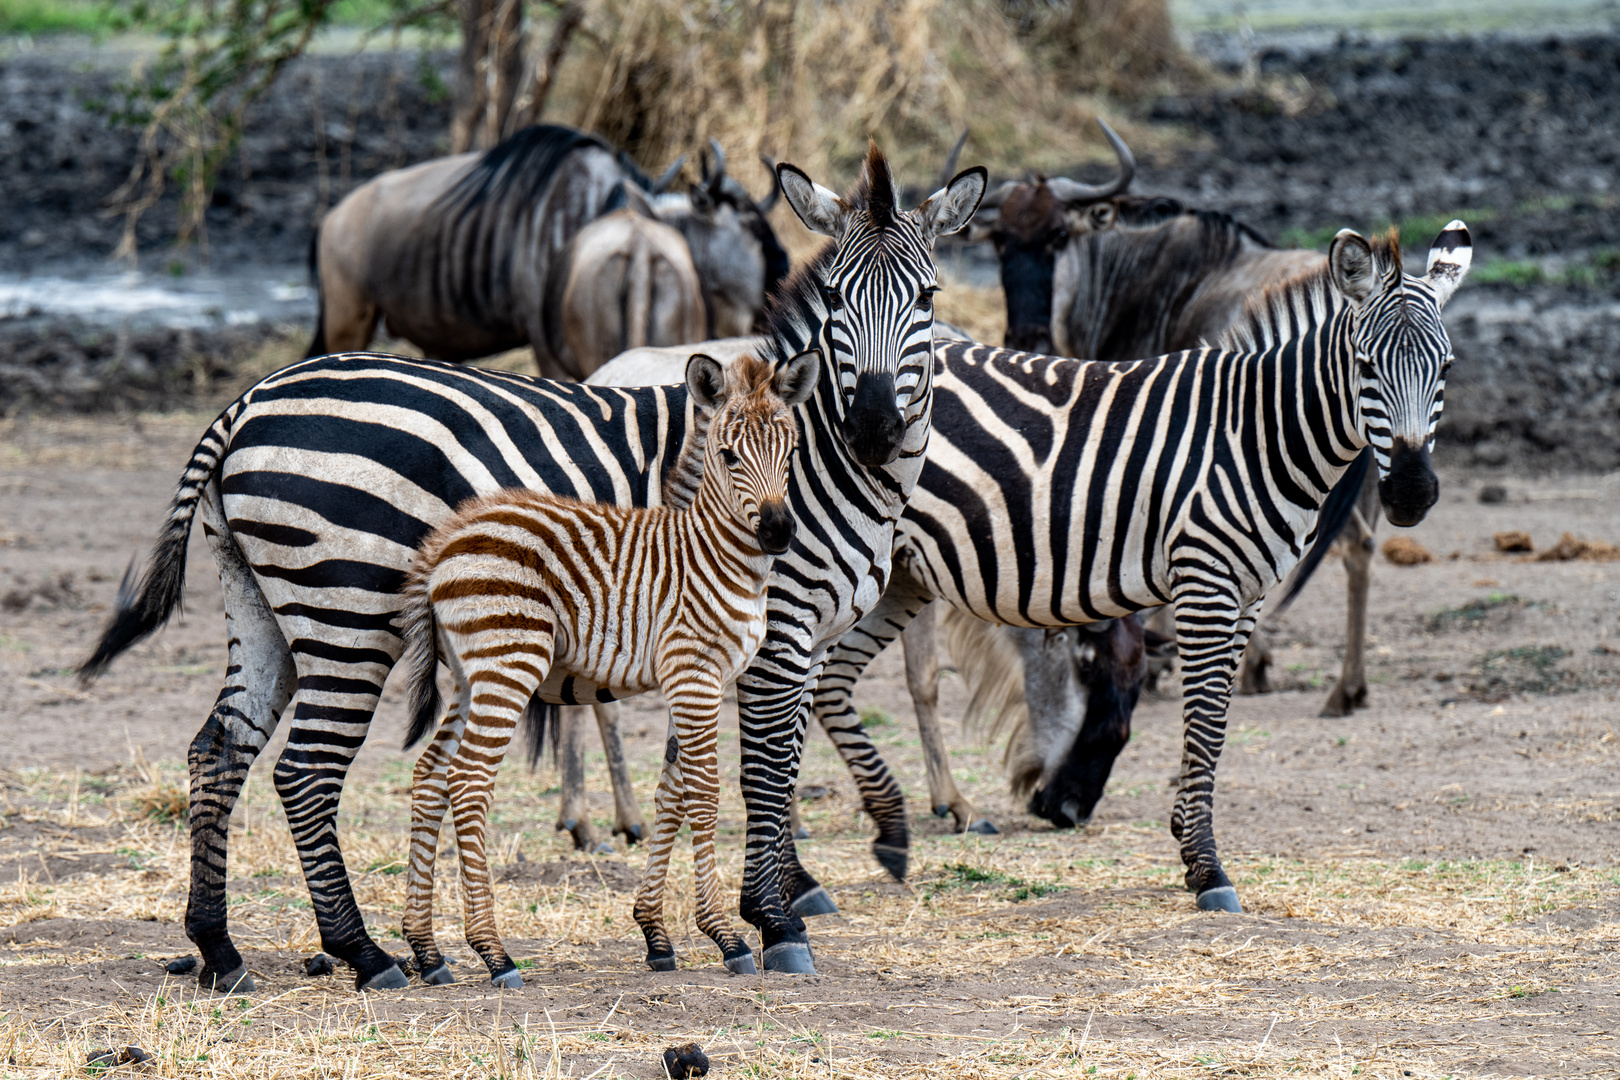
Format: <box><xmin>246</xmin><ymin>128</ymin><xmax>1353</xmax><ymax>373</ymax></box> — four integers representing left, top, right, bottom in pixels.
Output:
<box><xmin>1271</xmin><ymin>448</ymin><xmax>1372</xmax><ymax>617</ymax></box>
<box><xmin>402</xmin><ymin>604</ymin><xmax>442</xmax><ymax>750</ymax></box>
<box><xmin>522</xmin><ymin>697</ymin><xmax>560</xmax><ymax>771</ymax></box>
<box><xmin>304</xmin><ymin>226</ymin><xmax>327</xmax><ymax>359</ymax></box>
<box><xmin>78</xmin><ymin>536</ymin><xmax>190</xmax><ymax>686</ymax></box>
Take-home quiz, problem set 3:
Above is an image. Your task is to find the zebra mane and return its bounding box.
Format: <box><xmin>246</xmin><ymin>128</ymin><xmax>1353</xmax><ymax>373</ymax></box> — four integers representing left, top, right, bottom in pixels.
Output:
<box><xmin>1218</xmin><ymin>230</ymin><xmax>1403</xmax><ymax>353</ymax></box>
<box><xmin>758</xmin><ymin>243</ymin><xmax>836</xmax><ymax>368</ymax></box>
<box><xmin>853</xmin><ymin>142</ymin><xmax>898</xmax><ymax>230</ymax></box>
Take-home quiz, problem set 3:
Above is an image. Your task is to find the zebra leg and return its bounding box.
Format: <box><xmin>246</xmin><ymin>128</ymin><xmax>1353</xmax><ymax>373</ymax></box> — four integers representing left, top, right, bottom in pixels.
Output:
<box><xmin>1322</xmin><ymin>507</ymin><xmax>1375</xmax><ymax>717</ymax></box>
<box><xmin>186</xmin><ymin>490</ymin><xmax>295</xmax><ymax>994</ymax></box>
<box><xmin>1167</xmin><ymin>585</ymin><xmax>1258</xmax><ymax>914</ymax></box>
<box><xmin>403</xmin><ymin>707</ymin><xmax>467</xmax><ymax>986</ymax></box>
<box><xmin>556</xmin><ymin>705</ymin><xmax>609</xmax><ymax>853</ymax></box>
<box><xmin>904</xmin><ymin>605</ymin><xmax>991</xmax><ymax>834</ymax></box>
<box><xmin>812</xmin><ymin>589</ymin><xmax>936</xmax><ymax>884</ymax></box>
<box><xmin>594</xmin><ymin>702</ymin><xmax>646</xmax><ymax>844</ymax></box>
<box><xmin>736</xmin><ymin>655</ymin><xmax>820</xmax><ymax>973</ymax></box>
<box><xmin>632</xmin><ymin>724</ymin><xmax>685</xmax><ymax>972</ymax></box>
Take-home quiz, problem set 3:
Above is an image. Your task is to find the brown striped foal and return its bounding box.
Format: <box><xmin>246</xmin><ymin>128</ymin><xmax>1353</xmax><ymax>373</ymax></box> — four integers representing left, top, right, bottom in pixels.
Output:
<box><xmin>397</xmin><ymin>350</ymin><xmax>817</xmax><ymax>986</ymax></box>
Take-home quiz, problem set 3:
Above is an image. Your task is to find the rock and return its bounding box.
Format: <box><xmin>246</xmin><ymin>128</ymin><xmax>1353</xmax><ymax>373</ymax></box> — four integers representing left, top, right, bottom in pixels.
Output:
<box><xmin>1381</xmin><ymin>536</ymin><xmax>1433</xmax><ymax>566</ymax></box>
<box><xmin>1478</xmin><ymin>484</ymin><xmax>1508</xmax><ymax>504</ymax></box>
<box><xmin>163</xmin><ymin>955</ymin><xmax>198</xmax><ymax>975</ymax></box>
<box><xmin>304</xmin><ymin>953</ymin><xmax>334</xmax><ymax>977</ymax></box>
<box><xmin>1493</xmin><ymin>530</ymin><xmax>1534</xmax><ymax>552</ymax></box>
<box><xmin>662</xmin><ymin>1042</ymin><xmax>710</xmax><ymax>1078</ymax></box>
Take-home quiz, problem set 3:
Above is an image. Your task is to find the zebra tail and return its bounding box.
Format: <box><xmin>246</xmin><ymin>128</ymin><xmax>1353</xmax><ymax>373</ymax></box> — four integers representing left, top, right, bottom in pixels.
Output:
<box><xmin>1270</xmin><ymin>447</ymin><xmax>1372</xmax><ymax>617</ymax></box>
<box><xmin>304</xmin><ymin>225</ymin><xmax>327</xmax><ymax>359</ymax></box>
<box><xmin>77</xmin><ymin>409</ymin><xmax>232</xmax><ymax>685</ymax></box>
<box><xmin>400</xmin><ymin>572</ymin><xmax>443</xmax><ymax>751</ymax></box>
<box><xmin>522</xmin><ymin>697</ymin><xmax>560</xmax><ymax>771</ymax></box>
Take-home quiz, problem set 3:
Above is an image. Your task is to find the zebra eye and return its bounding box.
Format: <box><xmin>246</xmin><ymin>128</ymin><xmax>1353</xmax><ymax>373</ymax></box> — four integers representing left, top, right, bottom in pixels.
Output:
<box><xmin>916</xmin><ymin>288</ymin><xmax>936</xmax><ymax>312</ymax></box>
<box><xmin>720</xmin><ymin>447</ymin><xmax>740</xmax><ymax>467</ymax></box>
<box><xmin>1441</xmin><ymin>356</ymin><xmax>1455</xmax><ymax>376</ymax></box>
<box><xmin>1358</xmin><ymin>359</ymin><xmax>1376</xmax><ymax>379</ymax></box>
<box><xmin>822</xmin><ymin>286</ymin><xmax>844</xmax><ymax>312</ymax></box>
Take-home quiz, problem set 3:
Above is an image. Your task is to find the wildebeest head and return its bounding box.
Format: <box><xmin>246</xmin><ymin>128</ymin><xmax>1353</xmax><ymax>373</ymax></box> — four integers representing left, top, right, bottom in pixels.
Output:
<box><xmin>1322</xmin><ymin>223</ymin><xmax>1472</xmax><ymax>528</ymax></box>
<box><xmin>776</xmin><ymin>144</ymin><xmax>987</xmax><ymax>468</ymax></box>
<box><xmin>968</xmin><ymin>119</ymin><xmax>1135</xmax><ymax>353</ymax></box>
<box><xmin>1018</xmin><ymin>618</ymin><xmax>1152</xmax><ymax>829</ymax></box>
<box><xmin>654</xmin><ymin>139</ymin><xmax>792</xmax><ymax>339</ymax></box>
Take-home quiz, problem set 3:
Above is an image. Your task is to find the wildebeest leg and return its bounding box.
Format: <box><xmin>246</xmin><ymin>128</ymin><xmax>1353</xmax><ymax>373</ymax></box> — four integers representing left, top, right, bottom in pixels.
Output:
<box><xmin>593</xmin><ymin>702</ymin><xmax>645</xmax><ymax>844</ymax></box>
<box><xmin>1141</xmin><ymin>605</ymin><xmax>1177</xmax><ymax>691</ymax></box>
<box><xmin>1236</xmin><ymin>626</ymin><xmax>1273</xmax><ymax>695</ymax></box>
<box><xmin>1322</xmin><ymin>505</ymin><xmax>1376</xmax><ymax>717</ymax></box>
<box><xmin>313</xmin><ymin>264</ymin><xmax>380</xmax><ymax>354</ymax></box>
<box><xmin>555</xmin><ymin>705</ymin><xmax>610</xmax><ymax>853</ymax></box>
<box><xmin>1167</xmin><ymin>580</ymin><xmax>1256</xmax><ymax>914</ymax></box>
<box><xmin>187</xmin><ymin>487</ymin><xmax>295</xmax><ymax>994</ymax></box>
<box><xmin>812</xmin><ymin>587</ymin><xmax>935</xmax><ymax>885</ymax></box>
<box><xmin>904</xmin><ymin>605</ymin><xmax>990</xmax><ymax>834</ymax></box>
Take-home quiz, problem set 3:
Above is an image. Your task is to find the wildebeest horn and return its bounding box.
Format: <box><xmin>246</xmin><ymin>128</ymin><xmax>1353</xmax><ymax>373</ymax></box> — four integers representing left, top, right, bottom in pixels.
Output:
<box><xmin>758</xmin><ymin>153</ymin><xmax>780</xmax><ymax>212</ymax></box>
<box><xmin>706</xmin><ymin>137</ymin><xmax>727</xmax><ymax>194</ymax></box>
<box><xmin>651</xmin><ymin>154</ymin><xmax>687</xmax><ymax>195</ymax></box>
<box><xmin>976</xmin><ymin>179</ymin><xmax>1021</xmax><ymax>210</ymax></box>
<box><xmin>939</xmin><ymin>129</ymin><xmax>969</xmax><ymax>190</ymax></box>
<box><xmin>1046</xmin><ymin>118</ymin><xmax>1135</xmax><ymax>203</ymax></box>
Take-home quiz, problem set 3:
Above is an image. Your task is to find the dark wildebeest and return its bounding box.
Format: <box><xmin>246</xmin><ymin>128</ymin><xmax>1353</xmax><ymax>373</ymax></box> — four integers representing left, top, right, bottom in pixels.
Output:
<box><xmin>560</xmin><ymin>189</ymin><xmax>707</xmax><ymax>375</ymax></box>
<box><xmin>308</xmin><ymin>125</ymin><xmax>785</xmax><ymax>380</ymax></box>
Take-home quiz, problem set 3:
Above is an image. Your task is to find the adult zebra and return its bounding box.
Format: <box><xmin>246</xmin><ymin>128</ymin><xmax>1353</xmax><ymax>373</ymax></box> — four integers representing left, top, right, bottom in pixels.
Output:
<box><xmin>809</xmin><ymin>223</ymin><xmax>1472</xmax><ymax>912</ymax></box>
<box><xmin>79</xmin><ymin>147</ymin><xmax>988</xmax><ymax>989</ymax></box>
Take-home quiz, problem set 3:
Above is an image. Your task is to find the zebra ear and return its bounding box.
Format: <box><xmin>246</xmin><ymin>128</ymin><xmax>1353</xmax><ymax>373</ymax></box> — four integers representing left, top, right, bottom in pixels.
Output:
<box><xmin>1327</xmin><ymin>229</ymin><xmax>1380</xmax><ymax>306</ymax></box>
<box><xmin>916</xmin><ymin>166</ymin><xmax>988</xmax><ymax>242</ymax></box>
<box><xmin>778</xmin><ymin>163</ymin><xmax>848</xmax><ymax>237</ymax></box>
<box><xmin>773</xmin><ymin>349</ymin><xmax>820</xmax><ymax>408</ymax></box>
<box><xmin>685</xmin><ymin>353</ymin><xmax>729</xmax><ymax>409</ymax></box>
<box><xmin>1424</xmin><ymin>220</ymin><xmax>1472</xmax><ymax>308</ymax></box>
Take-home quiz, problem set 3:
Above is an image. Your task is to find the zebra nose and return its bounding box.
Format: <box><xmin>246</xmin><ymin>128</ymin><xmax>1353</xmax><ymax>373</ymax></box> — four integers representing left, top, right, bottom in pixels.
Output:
<box><xmin>756</xmin><ymin>501</ymin><xmax>795</xmax><ymax>554</ymax></box>
<box><xmin>1379</xmin><ymin>439</ymin><xmax>1439</xmax><ymax>527</ymax></box>
<box><xmin>842</xmin><ymin>372</ymin><xmax>905</xmax><ymax>467</ymax></box>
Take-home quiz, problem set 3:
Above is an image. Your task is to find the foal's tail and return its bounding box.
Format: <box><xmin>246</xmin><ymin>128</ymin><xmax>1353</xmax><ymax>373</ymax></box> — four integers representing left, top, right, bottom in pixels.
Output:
<box><xmin>400</xmin><ymin>569</ymin><xmax>442</xmax><ymax>751</ymax></box>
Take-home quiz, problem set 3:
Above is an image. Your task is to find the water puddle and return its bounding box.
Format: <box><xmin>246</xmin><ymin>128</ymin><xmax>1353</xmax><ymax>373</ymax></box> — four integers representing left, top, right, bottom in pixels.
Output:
<box><xmin>0</xmin><ymin>264</ymin><xmax>314</xmax><ymax>330</ymax></box>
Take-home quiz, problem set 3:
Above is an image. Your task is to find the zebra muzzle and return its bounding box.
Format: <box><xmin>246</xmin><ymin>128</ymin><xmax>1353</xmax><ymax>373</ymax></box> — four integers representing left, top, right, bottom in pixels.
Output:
<box><xmin>841</xmin><ymin>371</ymin><xmax>905</xmax><ymax>467</ymax></box>
<box><xmin>1378</xmin><ymin>440</ymin><xmax>1439</xmax><ymax>527</ymax></box>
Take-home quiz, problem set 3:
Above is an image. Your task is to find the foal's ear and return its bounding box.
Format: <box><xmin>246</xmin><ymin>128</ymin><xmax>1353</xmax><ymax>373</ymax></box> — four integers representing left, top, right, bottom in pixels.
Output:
<box><xmin>773</xmin><ymin>349</ymin><xmax>820</xmax><ymax>407</ymax></box>
<box><xmin>685</xmin><ymin>353</ymin><xmax>729</xmax><ymax>409</ymax></box>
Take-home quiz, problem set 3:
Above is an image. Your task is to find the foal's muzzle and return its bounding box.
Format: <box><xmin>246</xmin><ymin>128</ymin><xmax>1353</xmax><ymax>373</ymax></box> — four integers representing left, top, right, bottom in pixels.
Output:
<box><xmin>756</xmin><ymin>500</ymin><xmax>795</xmax><ymax>554</ymax></box>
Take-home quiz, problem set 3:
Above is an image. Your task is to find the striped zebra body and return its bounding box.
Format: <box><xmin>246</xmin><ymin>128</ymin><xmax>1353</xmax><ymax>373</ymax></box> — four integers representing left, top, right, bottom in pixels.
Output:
<box><xmin>79</xmin><ymin>147</ymin><xmax>989</xmax><ymax>987</ymax></box>
<box><xmin>811</xmin><ymin>224</ymin><xmax>1473</xmax><ymax>912</ymax></box>
<box><xmin>399</xmin><ymin>354</ymin><xmax>813</xmax><ymax>986</ymax></box>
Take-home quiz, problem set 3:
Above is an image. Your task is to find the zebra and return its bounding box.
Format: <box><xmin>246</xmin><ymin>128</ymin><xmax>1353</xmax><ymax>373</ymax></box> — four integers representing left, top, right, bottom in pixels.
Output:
<box><xmin>78</xmin><ymin>145</ymin><xmax>988</xmax><ymax>989</ymax></box>
<box><xmin>807</xmin><ymin>223</ymin><xmax>1473</xmax><ymax>912</ymax></box>
<box><xmin>399</xmin><ymin>352</ymin><xmax>815</xmax><ymax>986</ymax></box>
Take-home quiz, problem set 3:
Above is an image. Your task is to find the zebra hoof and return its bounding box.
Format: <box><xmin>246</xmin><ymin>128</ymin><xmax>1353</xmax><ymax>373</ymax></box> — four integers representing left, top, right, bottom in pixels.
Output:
<box><xmin>872</xmin><ymin>844</ymin><xmax>908</xmax><ymax>882</ymax></box>
<box><xmin>1196</xmin><ymin>886</ymin><xmax>1243</xmax><ymax>913</ymax></box>
<box><xmin>933</xmin><ymin>804</ymin><xmax>952</xmax><ymax>818</ymax></box>
<box><xmin>762</xmin><ymin>942</ymin><xmax>816</xmax><ymax>974</ymax></box>
<box><xmin>591</xmin><ymin>840</ymin><xmax>615</xmax><ymax>856</ymax></box>
<box><xmin>201</xmin><ymin>965</ymin><xmax>255</xmax><ymax>994</ymax></box>
<box><xmin>724</xmin><ymin>951</ymin><xmax>758</xmax><ymax>975</ymax></box>
<box><xmin>965</xmin><ymin>819</ymin><xmax>1000</xmax><ymax>835</ymax></box>
<box><xmin>793</xmin><ymin>825</ymin><xmax>811</xmax><ymax>840</ymax></box>
<box><xmin>359</xmin><ymin>965</ymin><xmax>409</xmax><ymax>992</ymax></box>
<box><xmin>789</xmin><ymin>886</ymin><xmax>839</xmax><ymax>918</ymax></box>
<box><xmin>490</xmin><ymin>968</ymin><xmax>524</xmax><ymax>990</ymax></box>
<box><xmin>646</xmin><ymin>954</ymin><xmax>677</xmax><ymax>973</ymax></box>
<box><xmin>620</xmin><ymin>824</ymin><xmax>644</xmax><ymax>845</ymax></box>
<box><xmin>419</xmin><ymin>963</ymin><xmax>456</xmax><ymax>986</ymax></box>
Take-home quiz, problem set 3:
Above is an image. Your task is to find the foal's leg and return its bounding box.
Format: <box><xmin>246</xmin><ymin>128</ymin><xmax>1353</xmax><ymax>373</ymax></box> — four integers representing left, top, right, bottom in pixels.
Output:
<box><xmin>402</xmin><ymin>692</ymin><xmax>468</xmax><ymax>986</ymax></box>
<box><xmin>633</xmin><ymin>720</ymin><xmax>686</xmax><ymax>971</ymax></box>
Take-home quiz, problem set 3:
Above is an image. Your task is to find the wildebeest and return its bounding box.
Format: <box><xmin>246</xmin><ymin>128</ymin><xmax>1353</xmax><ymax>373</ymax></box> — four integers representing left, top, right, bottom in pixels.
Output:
<box><xmin>307</xmin><ymin>125</ymin><xmax>784</xmax><ymax>380</ymax></box>
<box><xmin>560</xmin><ymin>192</ymin><xmax>706</xmax><ymax>375</ymax></box>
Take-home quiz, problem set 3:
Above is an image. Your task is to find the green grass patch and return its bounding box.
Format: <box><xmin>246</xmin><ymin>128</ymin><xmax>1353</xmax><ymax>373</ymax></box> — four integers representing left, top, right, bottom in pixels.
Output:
<box><xmin>0</xmin><ymin>0</ymin><xmax>105</xmax><ymax>35</ymax></box>
<box><xmin>857</xmin><ymin>705</ymin><xmax>894</xmax><ymax>729</ymax></box>
<box><xmin>933</xmin><ymin>861</ymin><xmax>1067</xmax><ymax>902</ymax></box>
<box><xmin>1426</xmin><ymin>592</ymin><xmax>1524</xmax><ymax>632</ymax></box>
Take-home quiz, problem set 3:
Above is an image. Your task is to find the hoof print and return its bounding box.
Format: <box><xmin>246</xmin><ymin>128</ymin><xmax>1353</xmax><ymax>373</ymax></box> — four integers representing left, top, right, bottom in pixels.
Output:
<box><xmin>303</xmin><ymin>953</ymin><xmax>334</xmax><ymax>977</ymax></box>
<box><xmin>662</xmin><ymin>1042</ymin><xmax>710</xmax><ymax>1078</ymax></box>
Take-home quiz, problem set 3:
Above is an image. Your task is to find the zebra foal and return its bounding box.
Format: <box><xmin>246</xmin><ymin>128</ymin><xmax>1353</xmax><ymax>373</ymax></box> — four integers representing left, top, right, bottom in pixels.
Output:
<box><xmin>398</xmin><ymin>352</ymin><xmax>816</xmax><ymax>986</ymax></box>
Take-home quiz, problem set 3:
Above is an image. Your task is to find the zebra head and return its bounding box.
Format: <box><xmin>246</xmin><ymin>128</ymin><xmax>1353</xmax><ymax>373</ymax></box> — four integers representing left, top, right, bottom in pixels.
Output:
<box><xmin>776</xmin><ymin>146</ymin><xmax>987</xmax><ymax>467</ymax></box>
<box><xmin>687</xmin><ymin>350</ymin><xmax>819</xmax><ymax>554</ymax></box>
<box><xmin>1328</xmin><ymin>221</ymin><xmax>1472</xmax><ymax>527</ymax></box>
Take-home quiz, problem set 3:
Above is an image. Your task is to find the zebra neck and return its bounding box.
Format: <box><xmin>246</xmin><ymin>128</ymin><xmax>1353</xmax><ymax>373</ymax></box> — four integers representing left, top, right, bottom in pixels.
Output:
<box><xmin>1268</xmin><ymin>308</ymin><xmax>1368</xmax><ymax>511</ymax></box>
<box><xmin>686</xmin><ymin>476</ymin><xmax>773</xmax><ymax>584</ymax></box>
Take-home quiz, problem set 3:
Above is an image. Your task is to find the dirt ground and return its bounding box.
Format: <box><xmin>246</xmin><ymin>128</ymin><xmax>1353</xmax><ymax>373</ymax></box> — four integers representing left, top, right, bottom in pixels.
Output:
<box><xmin>2</xmin><ymin>413</ymin><xmax>1619</xmax><ymax>1079</ymax></box>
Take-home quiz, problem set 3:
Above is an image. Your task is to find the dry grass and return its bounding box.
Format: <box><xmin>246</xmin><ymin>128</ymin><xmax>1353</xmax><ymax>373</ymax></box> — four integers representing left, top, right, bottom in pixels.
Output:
<box><xmin>1</xmin><ymin>752</ymin><xmax>1614</xmax><ymax>1078</ymax></box>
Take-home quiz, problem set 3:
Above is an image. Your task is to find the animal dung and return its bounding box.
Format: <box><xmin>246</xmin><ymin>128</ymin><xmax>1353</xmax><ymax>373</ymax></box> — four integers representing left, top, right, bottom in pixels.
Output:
<box><xmin>663</xmin><ymin>1043</ymin><xmax>710</xmax><ymax>1078</ymax></box>
<box><xmin>304</xmin><ymin>953</ymin><xmax>334</xmax><ymax>977</ymax></box>
<box><xmin>1536</xmin><ymin>532</ymin><xmax>1620</xmax><ymax>561</ymax></box>
<box><xmin>163</xmin><ymin>955</ymin><xmax>198</xmax><ymax>975</ymax></box>
<box><xmin>1493</xmin><ymin>530</ymin><xmax>1534</xmax><ymax>553</ymax></box>
<box><xmin>86</xmin><ymin>1046</ymin><xmax>151</xmax><ymax>1067</ymax></box>
<box><xmin>1381</xmin><ymin>536</ymin><xmax>1433</xmax><ymax>565</ymax></box>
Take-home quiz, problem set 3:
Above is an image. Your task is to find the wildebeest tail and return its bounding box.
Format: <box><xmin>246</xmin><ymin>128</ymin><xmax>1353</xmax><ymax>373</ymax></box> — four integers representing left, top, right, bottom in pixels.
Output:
<box><xmin>521</xmin><ymin>697</ymin><xmax>560</xmax><ymax>770</ymax></box>
<box><xmin>304</xmin><ymin>226</ymin><xmax>327</xmax><ymax>358</ymax></box>
<box><xmin>1271</xmin><ymin>447</ymin><xmax>1372</xmax><ymax>616</ymax></box>
<box><xmin>77</xmin><ymin>407</ymin><xmax>234</xmax><ymax>684</ymax></box>
<box><xmin>400</xmin><ymin>568</ymin><xmax>443</xmax><ymax>750</ymax></box>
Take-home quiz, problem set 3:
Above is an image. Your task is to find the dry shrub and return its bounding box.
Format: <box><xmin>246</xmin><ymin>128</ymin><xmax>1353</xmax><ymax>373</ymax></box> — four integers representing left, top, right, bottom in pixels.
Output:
<box><xmin>1382</xmin><ymin>535</ymin><xmax>1433</xmax><ymax>566</ymax></box>
<box><xmin>545</xmin><ymin>0</ymin><xmax>1189</xmax><ymax>236</ymax></box>
<box><xmin>1493</xmin><ymin>530</ymin><xmax>1534</xmax><ymax>552</ymax></box>
<box><xmin>1537</xmin><ymin>532</ymin><xmax>1620</xmax><ymax>562</ymax></box>
<box><xmin>130</xmin><ymin>782</ymin><xmax>188</xmax><ymax>824</ymax></box>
